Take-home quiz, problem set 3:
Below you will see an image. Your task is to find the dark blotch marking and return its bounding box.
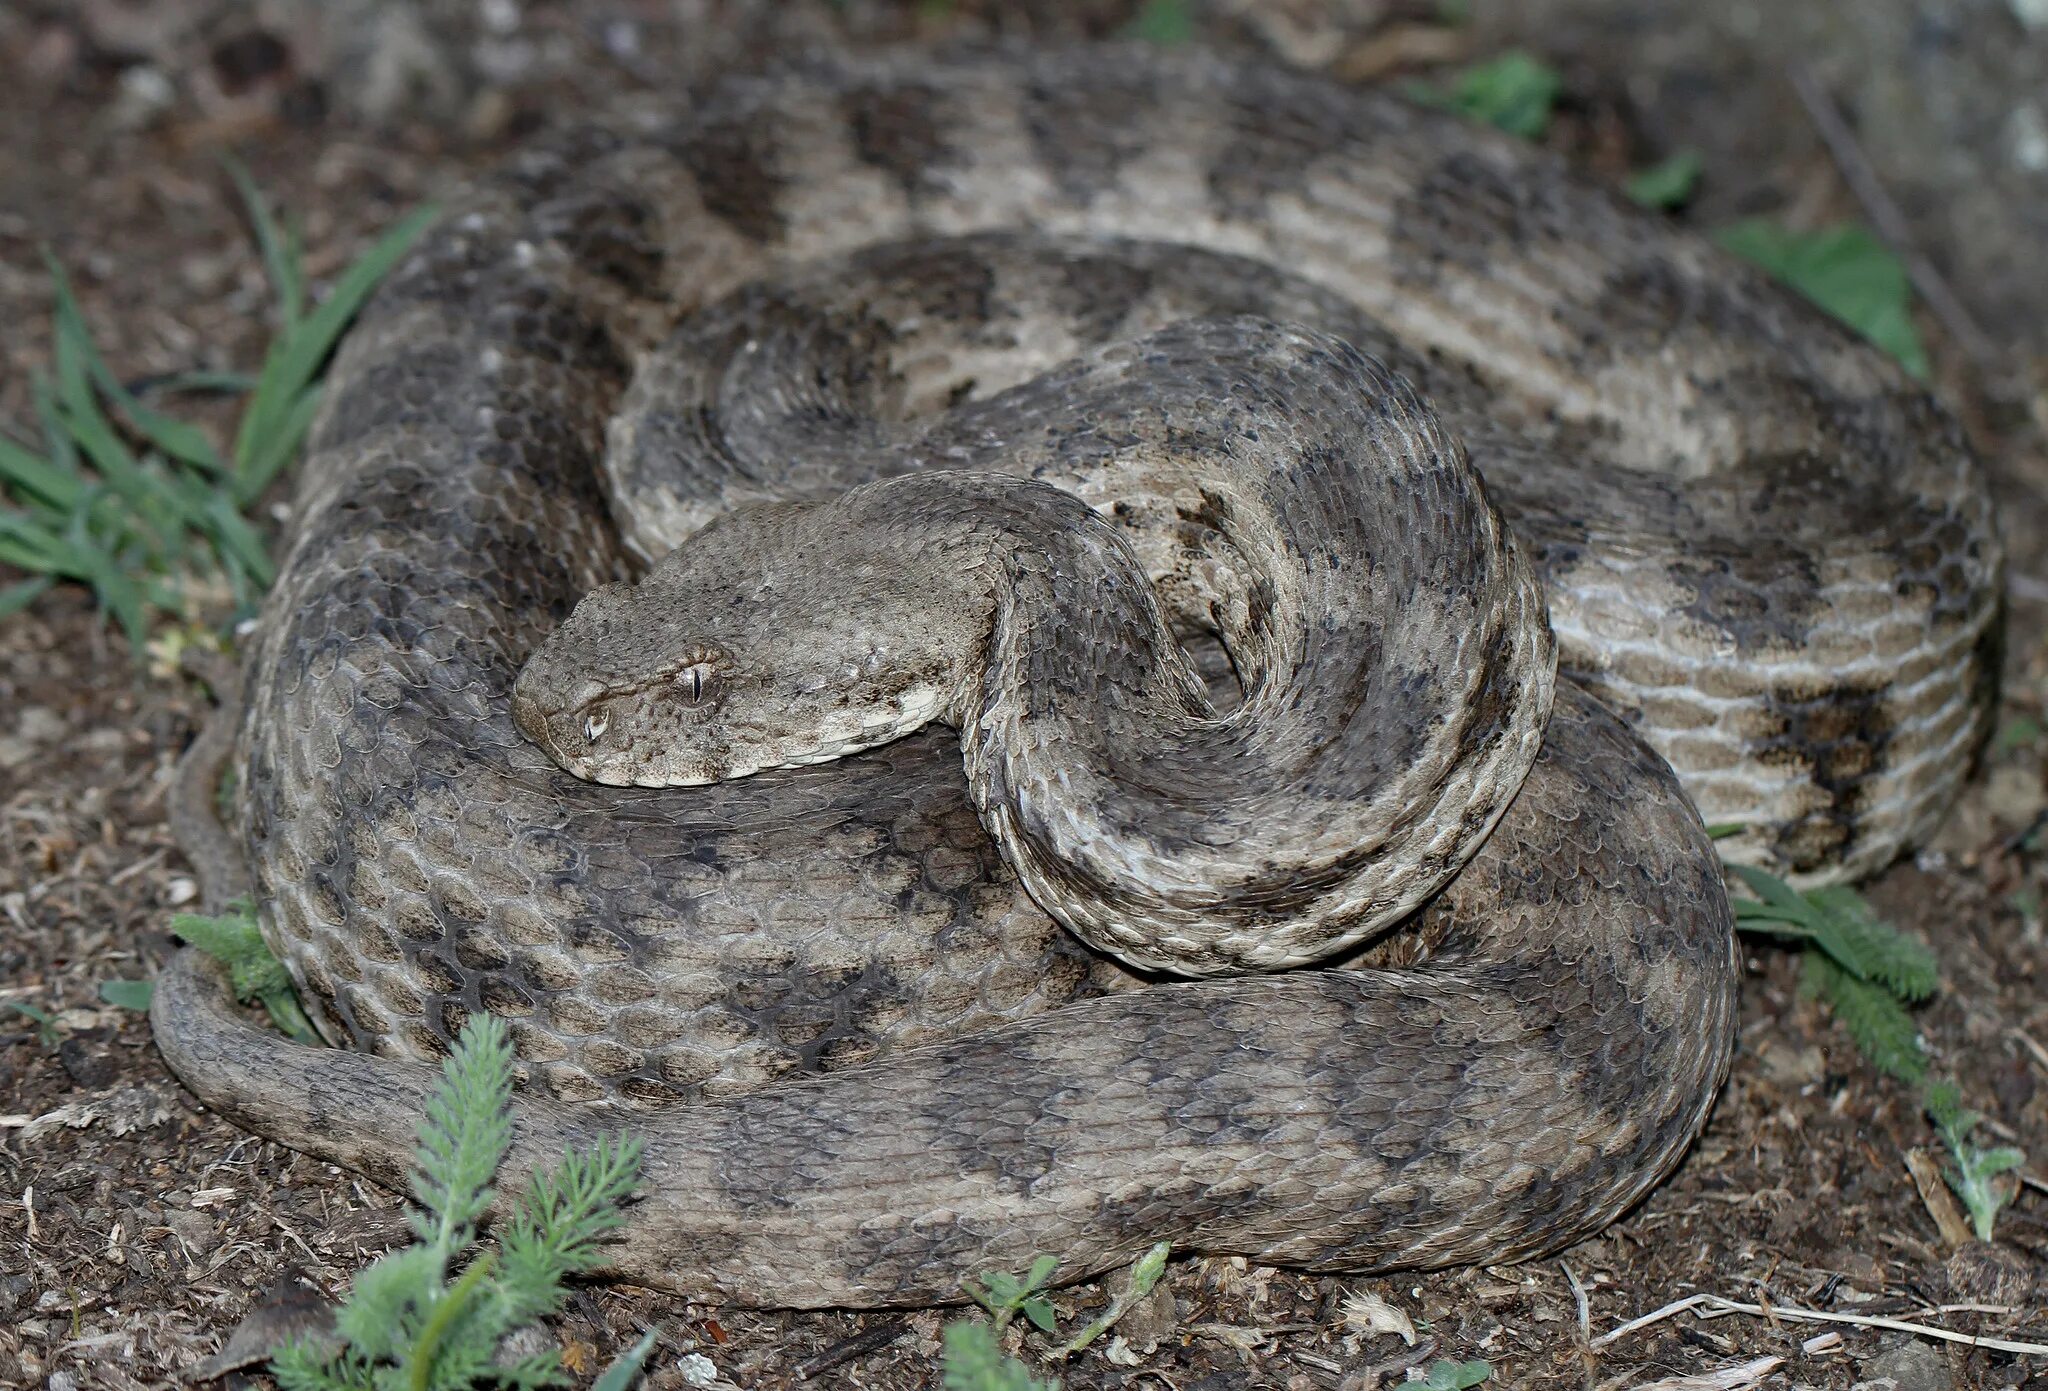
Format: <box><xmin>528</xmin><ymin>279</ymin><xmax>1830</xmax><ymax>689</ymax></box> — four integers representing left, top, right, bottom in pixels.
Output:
<box><xmin>1387</xmin><ymin>150</ymin><xmax>1582</xmax><ymax>286</ymax></box>
<box><xmin>1667</xmin><ymin>546</ymin><xmax>1821</xmax><ymax>654</ymax></box>
<box><xmin>1019</xmin><ymin>70</ymin><xmax>1162</xmax><ymax>203</ymax></box>
<box><xmin>843</xmin><ymin>81</ymin><xmax>956</xmax><ymax>199</ymax></box>
<box><xmin>1756</xmin><ymin>680</ymin><xmax>1896</xmax><ymax>872</ymax></box>
<box><xmin>533</xmin><ymin>184</ymin><xmax>667</xmax><ymax>299</ymax></box>
<box><xmin>669</xmin><ymin>113</ymin><xmax>790</xmax><ymax>246</ymax></box>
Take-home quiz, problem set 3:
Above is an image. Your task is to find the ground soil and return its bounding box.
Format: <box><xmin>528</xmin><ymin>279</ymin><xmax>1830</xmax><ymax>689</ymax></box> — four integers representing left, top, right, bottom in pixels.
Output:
<box><xmin>4</xmin><ymin>3</ymin><xmax>2048</xmax><ymax>1389</ymax></box>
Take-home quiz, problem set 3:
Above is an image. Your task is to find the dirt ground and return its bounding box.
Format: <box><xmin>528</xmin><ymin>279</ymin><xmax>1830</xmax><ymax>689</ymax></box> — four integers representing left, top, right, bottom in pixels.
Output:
<box><xmin>4</xmin><ymin>2</ymin><xmax>2048</xmax><ymax>1388</ymax></box>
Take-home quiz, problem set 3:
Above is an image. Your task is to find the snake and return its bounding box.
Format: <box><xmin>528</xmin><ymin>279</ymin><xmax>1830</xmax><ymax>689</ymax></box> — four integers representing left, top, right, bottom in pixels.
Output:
<box><xmin>150</xmin><ymin>44</ymin><xmax>2003</xmax><ymax>1310</ymax></box>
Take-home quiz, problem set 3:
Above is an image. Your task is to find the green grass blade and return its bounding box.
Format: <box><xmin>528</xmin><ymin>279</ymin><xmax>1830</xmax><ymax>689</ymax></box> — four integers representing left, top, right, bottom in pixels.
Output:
<box><xmin>233</xmin><ymin>203</ymin><xmax>437</xmax><ymax>495</ymax></box>
<box><xmin>32</xmin><ymin>371</ymin><xmax>81</xmax><ymax>477</ymax></box>
<box><xmin>61</xmin><ymin>504</ymin><xmax>151</xmax><ymax>645</ymax></box>
<box><xmin>224</xmin><ymin>155</ymin><xmax>305</xmax><ymax>330</ymax></box>
<box><xmin>0</xmin><ymin>509</ymin><xmax>77</xmax><ymax>571</ymax></box>
<box><xmin>591</xmin><ymin>1331</ymin><xmax>658</xmax><ymax>1391</ymax></box>
<box><xmin>44</xmin><ymin>291</ymin><xmax>200</xmax><ymax>562</ymax></box>
<box><xmin>134</xmin><ymin>368</ymin><xmax>260</xmax><ymax>396</ymax></box>
<box><xmin>42</xmin><ymin>254</ymin><xmax>231</xmax><ymax>478</ymax></box>
<box><xmin>169</xmin><ymin>469</ymin><xmax>274</xmax><ymax>587</ymax></box>
<box><xmin>0</xmin><ymin>574</ymin><xmax>55</xmax><ymax>618</ymax></box>
<box><xmin>45</xmin><ymin>391</ymin><xmax>188</xmax><ymax>563</ymax></box>
<box><xmin>234</xmin><ymin>385</ymin><xmax>323</xmax><ymax>502</ymax></box>
<box><xmin>0</xmin><ymin>430</ymin><xmax>86</xmax><ymax>513</ymax></box>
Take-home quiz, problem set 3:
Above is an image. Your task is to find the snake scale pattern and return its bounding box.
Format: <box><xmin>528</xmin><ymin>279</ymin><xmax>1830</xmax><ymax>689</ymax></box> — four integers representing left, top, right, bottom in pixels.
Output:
<box><xmin>153</xmin><ymin>45</ymin><xmax>2002</xmax><ymax>1308</ymax></box>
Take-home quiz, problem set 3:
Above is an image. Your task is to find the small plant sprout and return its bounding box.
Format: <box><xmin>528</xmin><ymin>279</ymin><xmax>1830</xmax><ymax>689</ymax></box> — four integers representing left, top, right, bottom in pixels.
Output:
<box><xmin>946</xmin><ymin>1243</ymin><xmax>1174</xmax><ymax>1390</ymax></box>
<box><xmin>2</xmin><ymin>999</ymin><xmax>61</xmax><ymax>1049</ymax></box>
<box><xmin>1625</xmin><ymin>150</ymin><xmax>1703</xmax><ymax>209</ymax></box>
<box><xmin>1405</xmin><ymin>51</ymin><xmax>1562</xmax><ymax>139</ymax></box>
<box><xmin>1393</xmin><ymin>1357</ymin><xmax>1493</xmax><ymax>1391</ymax></box>
<box><xmin>268</xmin><ymin>1013</ymin><xmax>645</xmax><ymax>1391</ymax></box>
<box><xmin>941</xmin><ymin>1321</ymin><xmax>1059</xmax><ymax>1391</ymax></box>
<box><xmin>966</xmin><ymin>1255</ymin><xmax>1060</xmax><ymax>1335</ymax></box>
<box><xmin>1924</xmin><ymin>1081</ymin><xmax>2026</xmax><ymax>1243</ymax></box>
<box><xmin>170</xmin><ymin>903</ymin><xmax>321</xmax><ymax>1045</ymax></box>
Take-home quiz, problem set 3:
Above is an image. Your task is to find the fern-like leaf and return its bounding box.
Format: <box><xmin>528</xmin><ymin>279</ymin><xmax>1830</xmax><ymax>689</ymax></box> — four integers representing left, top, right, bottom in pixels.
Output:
<box><xmin>941</xmin><ymin>1322</ymin><xmax>1058</xmax><ymax>1391</ymax></box>
<box><xmin>493</xmin><ymin>1134</ymin><xmax>644</xmax><ymax>1326</ymax></box>
<box><xmin>1799</xmin><ymin>949</ymin><xmax>1927</xmax><ymax>1083</ymax></box>
<box><xmin>410</xmin><ymin>1016</ymin><xmax>515</xmax><ymax>1259</ymax></box>
<box><xmin>271</xmin><ymin>1341</ymin><xmax>374</xmax><ymax>1391</ymax></box>
<box><xmin>1804</xmin><ymin>886</ymin><xmax>1939</xmax><ymax>1001</ymax></box>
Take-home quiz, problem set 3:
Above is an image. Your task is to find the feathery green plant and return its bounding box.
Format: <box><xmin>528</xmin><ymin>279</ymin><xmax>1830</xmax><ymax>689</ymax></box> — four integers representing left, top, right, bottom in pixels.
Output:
<box><xmin>1924</xmin><ymin>1081</ymin><xmax>2026</xmax><ymax>1242</ymax></box>
<box><xmin>170</xmin><ymin>903</ymin><xmax>322</xmax><ymax>1044</ymax></box>
<box><xmin>1726</xmin><ymin>861</ymin><xmax>1940</xmax><ymax>1084</ymax></box>
<box><xmin>269</xmin><ymin>1013</ymin><xmax>646</xmax><ymax>1390</ymax></box>
<box><xmin>0</xmin><ymin>167</ymin><xmax>432</xmax><ymax>644</ymax></box>
<box><xmin>941</xmin><ymin>1325</ymin><xmax>1059</xmax><ymax>1391</ymax></box>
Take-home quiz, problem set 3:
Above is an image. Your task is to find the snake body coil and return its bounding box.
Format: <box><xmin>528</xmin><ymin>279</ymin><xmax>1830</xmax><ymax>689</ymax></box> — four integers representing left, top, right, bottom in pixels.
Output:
<box><xmin>153</xmin><ymin>46</ymin><xmax>2000</xmax><ymax>1308</ymax></box>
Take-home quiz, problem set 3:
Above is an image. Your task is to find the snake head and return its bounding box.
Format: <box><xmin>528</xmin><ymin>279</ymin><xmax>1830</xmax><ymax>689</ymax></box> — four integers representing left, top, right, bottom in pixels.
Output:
<box><xmin>511</xmin><ymin>496</ymin><xmax>973</xmax><ymax>787</ymax></box>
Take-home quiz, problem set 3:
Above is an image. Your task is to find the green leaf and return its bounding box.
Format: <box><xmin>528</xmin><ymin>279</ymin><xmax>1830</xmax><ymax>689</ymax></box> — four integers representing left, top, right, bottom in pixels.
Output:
<box><xmin>4</xmin><ymin>999</ymin><xmax>61</xmax><ymax>1047</ymax></box>
<box><xmin>941</xmin><ymin>1321</ymin><xmax>1058</xmax><ymax>1391</ymax></box>
<box><xmin>1123</xmin><ymin>0</ymin><xmax>1194</xmax><ymax>44</ymax></box>
<box><xmin>233</xmin><ymin>384</ymin><xmax>324</xmax><ymax>503</ymax></box>
<box><xmin>1409</xmin><ymin>52</ymin><xmax>1562</xmax><ymax>139</ymax></box>
<box><xmin>592</xmin><ymin>1332</ymin><xmax>658</xmax><ymax>1391</ymax></box>
<box><xmin>1800</xmin><ymin>949</ymin><xmax>1926</xmax><ymax>1083</ymax></box>
<box><xmin>233</xmin><ymin>203</ymin><xmax>437</xmax><ymax>498</ymax></box>
<box><xmin>1395</xmin><ymin>1358</ymin><xmax>1493</xmax><ymax>1391</ymax></box>
<box><xmin>0</xmin><ymin>429</ymin><xmax>86</xmax><ymax>513</ymax></box>
<box><xmin>1995</xmin><ymin>716</ymin><xmax>2043</xmax><ymax>754</ymax></box>
<box><xmin>225</xmin><ymin>155</ymin><xmax>306</xmax><ymax>331</ymax></box>
<box><xmin>410</xmin><ymin>1013</ymin><xmax>515</xmax><ymax>1260</ymax></box>
<box><xmin>1714</xmin><ymin>219</ymin><xmax>1929</xmax><ymax>379</ymax></box>
<box><xmin>1803</xmin><ymin>885</ymin><xmax>1938</xmax><ymax>1001</ymax></box>
<box><xmin>99</xmin><ymin>978</ymin><xmax>155</xmax><ymax>1011</ymax></box>
<box><xmin>1625</xmin><ymin>150</ymin><xmax>1702</xmax><ymax>209</ymax></box>
<box><xmin>1021</xmin><ymin>1296</ymin><xmax>1057</xmax><ymax>1333</ymax></box>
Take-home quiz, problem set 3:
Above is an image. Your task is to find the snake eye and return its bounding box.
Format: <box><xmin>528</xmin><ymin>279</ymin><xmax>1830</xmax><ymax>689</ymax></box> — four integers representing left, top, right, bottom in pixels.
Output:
<box><xmin>582</xmin><ymin>707</ymin><xmax>610</xmax><ymax>743</ymax></box>
<box><xmin>676</xmin><ymin>662</ymin><xmax>719</xmax><ymax>707</ymax></box>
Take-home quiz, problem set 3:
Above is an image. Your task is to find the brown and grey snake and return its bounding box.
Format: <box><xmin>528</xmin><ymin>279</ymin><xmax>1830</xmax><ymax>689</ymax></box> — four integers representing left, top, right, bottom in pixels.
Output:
<box><xmin>151</xmin><ymin>45</ymin><xmax>2003</xmax><ymax>1309</ymax></box>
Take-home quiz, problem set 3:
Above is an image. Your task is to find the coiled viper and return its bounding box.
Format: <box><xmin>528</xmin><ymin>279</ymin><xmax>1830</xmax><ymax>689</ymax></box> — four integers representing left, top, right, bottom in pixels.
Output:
<box><xmin>153</xmin><ymin>45</ymin><xmax>2001</xmax><ymax>1308</ymax></box>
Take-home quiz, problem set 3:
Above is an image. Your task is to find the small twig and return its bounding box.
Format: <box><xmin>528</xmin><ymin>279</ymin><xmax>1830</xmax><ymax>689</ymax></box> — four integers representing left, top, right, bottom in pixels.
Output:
<box><xmin>1594</xmin><ymin>1292</ymin><xmax>2048</xmax><ymax>1355</ymax></box>
<box><xmin>1787</xmin><ymin>64</ymin><xmax>2000</xmax><ymax>370</ymax></box>
<box><xmin>1561</xmin><ymin>1261</ymin><xmax>1593</xmax><ymax>1342</ymax></box>
<box><xmin>792</xmin><ymin>1321</ymin><xmax>909</xmax><ymax>1381</ymax></box>
<box><xmin>1352</xmin><ymin>1336</ymin><xmax>1440</xmax><ymax>1386</ymax></box>
<box><xmin>1904</xmin><ymin>1146</ymin><xmax>1978</xmax><ymax>1249</ymax></box>
<box><xmin>2011</xmin><ymin>1029</ymin><xmax>2048</xmax><ymax>1075</ymax></box>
